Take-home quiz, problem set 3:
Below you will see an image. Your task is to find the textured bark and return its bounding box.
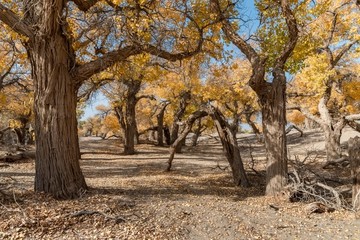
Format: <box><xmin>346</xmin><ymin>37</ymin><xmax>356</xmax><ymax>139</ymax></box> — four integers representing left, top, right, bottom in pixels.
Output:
<box><xmin>260</xmin><ymin>74</ymin><xmax>288</xmax><ymax>195</ymax></box>
<box><xmin>210</xmin><ymin>108</ymin><xmax>249</xmax><ymax>187</ymax></box>
<box><xmin>349</xmin><ymin>137</ymin><xmax>360</xmax><ymax>210</ymax></box>
<box><xmin>24</xmin><ymin>0</ymin><xmax>87</xmax><ymax>199</ymax></box>
<box><xmin>317</xmin><ymin>83</ymin><xmax>346</xmax><ymax>161</ymax></box>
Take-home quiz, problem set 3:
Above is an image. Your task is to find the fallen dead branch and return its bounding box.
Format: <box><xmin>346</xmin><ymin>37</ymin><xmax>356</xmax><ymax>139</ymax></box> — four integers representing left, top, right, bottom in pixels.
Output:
<box><xmin>322</xmin><ymin>157</ymin><xmax>349</xmax><ymax>169</ymax></box>
<box><xmin>287</xmin><ymin>154</ymin><xmax>349</xmax><ymax>210</ymax></box>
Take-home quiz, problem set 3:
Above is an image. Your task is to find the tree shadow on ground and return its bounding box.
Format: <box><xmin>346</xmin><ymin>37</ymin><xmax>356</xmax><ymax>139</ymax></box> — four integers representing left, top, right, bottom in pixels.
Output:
<box><xmin>89</xmin><ymin>172</ymin><xmax>265</xmax><ymax>202</ymax></box>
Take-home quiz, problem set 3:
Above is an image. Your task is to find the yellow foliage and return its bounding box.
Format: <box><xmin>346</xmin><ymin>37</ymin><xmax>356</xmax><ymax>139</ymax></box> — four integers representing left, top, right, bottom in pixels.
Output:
<box><xmin>103</xmin><ymin>115</ymin><xmax>120</xmax><ymax>131</ymax></box>
<box><xmin>287</xmin><ymin>110</ymin><xmax>305</xmax><ymax>125</ymax></box>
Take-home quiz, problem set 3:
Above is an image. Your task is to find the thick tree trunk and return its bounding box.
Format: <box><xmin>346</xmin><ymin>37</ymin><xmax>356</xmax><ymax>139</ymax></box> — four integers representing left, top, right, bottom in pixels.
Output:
<box><xmin>210</xmin><ymin>108</ymin><xmax>249</xmax><ymax>187</ymax></box>
<box><xmin>259</xmin><ymin>73</ymin><xmax>288</xmax><ymax>196</ymax></box>
<box><xmin>27</xmin><ymin>14</ymin><xmax>87</xmax><ymax>198</ymax></box>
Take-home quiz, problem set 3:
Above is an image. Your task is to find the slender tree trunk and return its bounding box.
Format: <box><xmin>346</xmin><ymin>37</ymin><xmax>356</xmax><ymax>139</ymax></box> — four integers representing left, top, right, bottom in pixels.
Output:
<box><xmin>259</xmin><ymin>72</ymin><xmax>288</xmax><ymax>196</ymax></box>
<box><xmin>157</xmin><ymin>102</ymin><xmax>169</xmax><ymax>146</ymax></box>
<box><xmin>26</xmin><ymin>8</ymin><xmax>87</xmax><ymax>198</ymax></box>
<box><xmin>228</xmin><ymin>101</ymin><xmax>240</xmax><ymax>135</ymax></box>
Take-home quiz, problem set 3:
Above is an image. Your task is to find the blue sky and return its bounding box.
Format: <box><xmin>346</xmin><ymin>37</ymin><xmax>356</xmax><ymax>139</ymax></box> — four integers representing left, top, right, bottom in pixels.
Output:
<box><xmin>81</xmin><ymin>91</ymin><xmax>109</xmax><ymax>120</ymax></box>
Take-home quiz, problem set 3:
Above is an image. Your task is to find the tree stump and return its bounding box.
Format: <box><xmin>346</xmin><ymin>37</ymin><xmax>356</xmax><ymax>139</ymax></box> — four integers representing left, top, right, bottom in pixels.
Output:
<box><xmin>349</xmin><ymin>137</ymin><xmax>360</xmax><ymax>210</ymax></box>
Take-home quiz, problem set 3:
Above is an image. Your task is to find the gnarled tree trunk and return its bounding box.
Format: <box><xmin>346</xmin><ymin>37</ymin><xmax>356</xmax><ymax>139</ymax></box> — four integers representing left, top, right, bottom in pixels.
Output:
<box><xmin>26</xmin><ymin>1</ymin><xmax>87</xmax><ymax>198</ymax></box>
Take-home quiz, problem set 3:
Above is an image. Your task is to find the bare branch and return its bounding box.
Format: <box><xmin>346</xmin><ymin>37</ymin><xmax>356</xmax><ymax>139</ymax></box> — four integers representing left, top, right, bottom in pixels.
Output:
<box><xmin>0</xmin><ymin>4</ymin><xmax>33</xmax><ymax>38</ymax></box>
<box><xmin>71</xmin><ymin>45</ymin><xmax>142</xmax><ymax>87</ymax></box>
<box><xmin>345</xmin><ymin>114</ymin><xmax>360</xmax><ymax>121</ymax></box>
<box><xmin>332</xmin><ymin>40</ymin><xmax>359</xmax><ymax>66</ymax></box>
<box><xmin>141</xmin><ymin>30</ymin><xmax>204</xmax><ymax>62</ymax></box>
<box><xmin>136</xmin><ymin>95</ymin><xmax>155</xmax><ymax>102</ymax></box>
<box><xmin>210</xmin><ymin>0</ymin><xmax>259</xmax><ymax>65</ymax></box>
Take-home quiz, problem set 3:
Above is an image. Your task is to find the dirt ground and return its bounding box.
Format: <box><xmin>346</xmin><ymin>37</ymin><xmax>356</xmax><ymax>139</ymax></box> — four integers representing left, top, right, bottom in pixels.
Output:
<box><xmin>1</xmin><ymin>127</ymin><xmax>360</xmax><ymax>239</ymax></box>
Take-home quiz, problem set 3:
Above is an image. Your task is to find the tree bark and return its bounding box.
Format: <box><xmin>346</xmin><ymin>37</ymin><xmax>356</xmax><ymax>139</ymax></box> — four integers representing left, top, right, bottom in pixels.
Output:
<box><xmin>25</xmin><ymin>1</ymin><xmax>87</xmax><ymax>198</ymax></box>
<box><xmin>0</xmin><ymin>0</ymin><xmax>211</xmax><ymax>200</ymax></box>
<box><xmin>260</xmin><ymin>77</ymin><xmax>288</xmax><ymax>195</ymax></box>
